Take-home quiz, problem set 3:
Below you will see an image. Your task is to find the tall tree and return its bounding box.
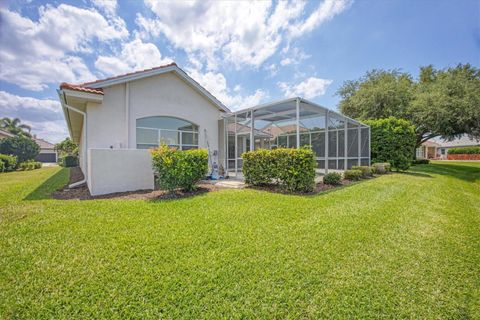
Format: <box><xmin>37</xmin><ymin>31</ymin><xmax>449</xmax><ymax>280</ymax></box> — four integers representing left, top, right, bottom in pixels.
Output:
<box><xmin>337</xmin><ymin>64</ymin><xmax>480</xmax><ymax>147</ymax></box>
<box><xmin>1</xmin><ymin>117</ymin><xmax>32</xmax><ymax>138</ymax></box>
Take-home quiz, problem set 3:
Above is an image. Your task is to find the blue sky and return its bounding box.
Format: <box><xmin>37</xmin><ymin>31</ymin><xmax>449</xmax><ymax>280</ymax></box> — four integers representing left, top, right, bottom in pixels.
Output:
<box><xmin>0</xmin><ymin>0</ymin><xmax>478</xmax><ymax>142</ymax></box>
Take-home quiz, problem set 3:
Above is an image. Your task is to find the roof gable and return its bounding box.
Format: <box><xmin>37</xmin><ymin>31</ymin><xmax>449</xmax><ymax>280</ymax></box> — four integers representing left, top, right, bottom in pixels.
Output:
<box><xmin>60</xmin><ymin>63</ymin><xmax>229</xmax><ymax>113</ymax></box>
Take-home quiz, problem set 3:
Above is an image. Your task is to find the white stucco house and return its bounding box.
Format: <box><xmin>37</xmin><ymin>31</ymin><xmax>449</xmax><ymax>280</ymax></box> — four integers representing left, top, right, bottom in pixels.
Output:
<box><xmin>58</xmin><ymin>63</ymin><xmax>370</xmax><ymax>196</ymax></box>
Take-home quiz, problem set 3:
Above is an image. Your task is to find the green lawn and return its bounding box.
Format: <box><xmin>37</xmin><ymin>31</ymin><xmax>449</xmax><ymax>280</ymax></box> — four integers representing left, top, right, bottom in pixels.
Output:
<box><xmin>1</xmin><ymin>162</ymin><xmax>479</xmax><ymax>319</ymax></box>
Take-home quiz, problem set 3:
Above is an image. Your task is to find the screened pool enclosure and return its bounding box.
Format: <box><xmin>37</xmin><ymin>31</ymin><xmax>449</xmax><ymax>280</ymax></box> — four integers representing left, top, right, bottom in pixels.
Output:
<box><xmin>224</xmin><ymin>98</ymin><xmax>370</xmax><ymax>174</ymax></box>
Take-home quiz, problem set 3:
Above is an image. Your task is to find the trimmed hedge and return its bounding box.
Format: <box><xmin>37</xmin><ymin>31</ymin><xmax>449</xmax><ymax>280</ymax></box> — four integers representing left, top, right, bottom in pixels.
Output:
<box><xmin>0</xmin><ymin>161</ymin><xmax>3</xmax><ymax>173</ymax></box>
<box><xmin>412</xmin><ymin>159</ymin><xmax>430</xmax><ymax>165</ymax></box>
<box><xmin>18</xmin><ymin>160</ymin><xmax>42</xmax><ymax>171</ymax></box>
<box><xmin>150</xmin><ymin>144</ymin><xmax>208</xmax><ymax>192</ymax></box>
<box><xmin>242</xmin><ymin>149</ymin><xmax>274</xmax><ymax>185</ymax></box>
<box><xmin>448</xmin><ymin>147</ymin><xmax>480</xmax><ymax>154</ymax></box>
<box><xmin>60</xmin><ymin>155</ymin><xmax>79</xmax><ymax>167</ymax></box>
<box><xmin>323</xmin><ymin>172</ymin><xmax>342</xmax><ymax>185</ymax></box>
<box><xmin>351</xmin><ymin>165</ymin><xmax>372</xmax><ymax>178</ymax></box>
<box><xmin>364</xmin><ymin>117</ymin><xmax>416</xmax><ymax>171</ymax></box>
<box><xmin>0</xmin><ymin>154</ymin><xmax>18</xmax><ymax>172</ymax></box>
<box><xmin>344</xmin><ymin>169</ymin><xmax>363</xmax><ymax>181</ymax></box>
<box><xmin>242</xmin><ymin>147</ymin><xmax>316</xmax><ymax>193</ymax></box>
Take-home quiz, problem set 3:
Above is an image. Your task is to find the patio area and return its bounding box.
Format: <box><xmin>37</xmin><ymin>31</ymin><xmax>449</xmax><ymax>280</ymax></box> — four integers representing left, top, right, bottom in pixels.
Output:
<box><xmin>223</xmin><ymin>97</ymin><xmax>370</xmax><ymax>176</ymax></box>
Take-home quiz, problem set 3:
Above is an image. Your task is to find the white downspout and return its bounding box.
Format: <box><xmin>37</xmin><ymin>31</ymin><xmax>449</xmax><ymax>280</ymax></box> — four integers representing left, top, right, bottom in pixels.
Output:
<box><xmin>63</xmin><ymin>103</ymin><xmax>87</xmax><ymax>188</ymax></box>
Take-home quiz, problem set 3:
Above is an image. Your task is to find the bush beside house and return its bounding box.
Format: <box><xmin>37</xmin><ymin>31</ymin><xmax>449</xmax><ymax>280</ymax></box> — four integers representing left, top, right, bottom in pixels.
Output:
<box><xmin>364</xmin><ymin>117</ymin><xmax>416</xmax><ymax>171</ymax></box>
<box><xmin>18</xmin><ymin>160</ymin><xmax>42</xmax><ymax>171</ymax></box>
<box><xmin>150</xmin><ymin>145</ymin><xmax>208</xmax><ymax>192</ymax></box>
<box><xmin>242</xmin><ymin>147</ymin><xmax>316</xmax><ymax>193</ymax></box>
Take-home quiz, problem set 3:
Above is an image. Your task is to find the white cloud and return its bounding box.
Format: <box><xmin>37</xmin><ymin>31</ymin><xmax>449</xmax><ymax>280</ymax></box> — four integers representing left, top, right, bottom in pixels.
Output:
<box><xmin>0</xmin><ymin>4</ymin><xmax>128</xmax><ymax>90</ymax></box>
<box><xmin>288</xmin><ymin>0</ymin><xmax>352</xmax><ymax>38</ymax></box>
<box><xmin>91</xmin><ymin>0</ymin><xmax>117</xmax><ymax>15</ymax></box>
<box><xmin>95</xmin><ymin>39</ymin><xmax>173</xmax><ymax>76</ymax></box>
<box><xmin>186</xmin><ymin>68</ymin><xmax>268</xmax><ymax>111</ymax></box>
<box><xmin>137</xmin><ymin>0</ymin><xmax>349</xmax><ymax>70</ymax></box>
<box><xmin>0</xmin><ymin>91</ymin><xmax>67</xmax><ymax>143</ymax></box>
<box><xmin>278</xmin><ymin>77</ymin><xmax>333</xmax><ymax>99</ymax></box>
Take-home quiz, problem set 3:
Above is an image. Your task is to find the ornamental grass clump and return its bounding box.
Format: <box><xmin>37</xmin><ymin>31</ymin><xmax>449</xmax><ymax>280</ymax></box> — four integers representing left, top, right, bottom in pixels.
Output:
<box><xmin>150</xmin><ymin>144</ymin><xmax>208</xmax><ymax>192</ymax></box>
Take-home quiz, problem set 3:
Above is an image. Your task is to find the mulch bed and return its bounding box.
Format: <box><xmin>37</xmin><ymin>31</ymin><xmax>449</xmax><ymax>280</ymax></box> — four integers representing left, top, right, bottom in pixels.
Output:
<box><xmin>53</xmin><ymin>167</ymin><xmax>221</xmax><ymax>201</ymax></box>
<box><xmin>53</xmin><ymin>168</ymin><xmax>377</xmax><ymax>201</ymax></box>
<box><xmin>247</xmin><ymin>179</ymin><xmax>355</xmax><ymax>195</ymax></box>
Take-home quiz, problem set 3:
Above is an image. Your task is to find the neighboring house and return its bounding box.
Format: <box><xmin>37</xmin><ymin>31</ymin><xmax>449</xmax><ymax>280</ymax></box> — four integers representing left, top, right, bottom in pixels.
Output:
<box><xmin>33</xmin><ymin>136</ymin><xmax>58</xmax><ymax>163</ymax></box>
<box><xmin>416</xmin><ymin>134</ymin><xmax>480</xmax><ymax>159</ymax></box>
<box><xmin>0</xmin><ymin>129</ymin><xmax>14</xmax><ymax>140</ymax></box>
<box><xmin>58</xmin><ymin>63</ymin><xmax>369</xmax><ymax>196</ymax></box>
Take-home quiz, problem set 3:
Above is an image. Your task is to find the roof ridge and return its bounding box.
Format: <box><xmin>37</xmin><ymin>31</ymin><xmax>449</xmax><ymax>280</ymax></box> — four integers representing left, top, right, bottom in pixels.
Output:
<box><xmin>79</xmin><ymin>62</ymin><xmax>177</xmax><ymax>87</ymax></box>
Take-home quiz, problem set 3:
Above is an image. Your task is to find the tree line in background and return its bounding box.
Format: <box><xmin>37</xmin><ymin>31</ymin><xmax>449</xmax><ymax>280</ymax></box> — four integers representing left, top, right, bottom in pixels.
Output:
<box><xmin>337</xmin><ymin>63</ymin><xmax>480</xmax><ymax>169</ymax></box>
<box><xmin>337</xmin><ymin>63</ymin><xmax>480</xmax><ymax>147</ymax></box>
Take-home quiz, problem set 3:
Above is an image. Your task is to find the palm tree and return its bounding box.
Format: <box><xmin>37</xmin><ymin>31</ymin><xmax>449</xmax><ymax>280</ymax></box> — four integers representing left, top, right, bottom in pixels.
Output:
<box><xmin>1</xmin><ymin>117</ymin><xmax>32</xmax><ymax>137</ymax></box>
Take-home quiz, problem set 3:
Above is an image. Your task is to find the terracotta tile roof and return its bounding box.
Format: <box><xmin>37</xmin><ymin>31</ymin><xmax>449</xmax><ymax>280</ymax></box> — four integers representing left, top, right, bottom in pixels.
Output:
<box><xmin>60</xmin><ymin>82</ymin><xmax>104</xmax><ymax>95</ymax></box>
<box><xmin>80</xmin><ymin>62</ymin><xmax>177</xmax><ymax>87</ymax></box>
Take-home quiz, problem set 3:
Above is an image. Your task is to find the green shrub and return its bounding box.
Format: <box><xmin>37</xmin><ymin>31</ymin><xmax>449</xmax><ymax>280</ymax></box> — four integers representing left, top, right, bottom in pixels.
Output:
<box><xmin>344</xmin><ymin>169</ymin><xmax>363</xmax><ymax>181</ymax></box>
<box><xmin>0</xmin><ymin>161</ymin><xmax>4</xmax><ymax>173</ymax></box>
<box><xmin>412</xmin><ymin>159</ymin><xmax>430</xmax><ymax>165</ymax></box>
<box><xmin>323</xmin><ymin>172</ymin><xmax>342</xmax><ymax>185</ymax></box>
<box><xmin>242</xmin><ymin>149</ymin><xmax>275</xmax><ymax>185</ymax></box>
<box><xmin>273</xmin><ymin>148</ymin><xmax>316</xmax><ymax>192</ymax></box>
<box><xmin>151</xmin><ymin>144</ymin><xmax>208</xmax><ymax>192</ymax></box>
<box><xmin>448</xmin><ymin>147</ymin><xmax>480</xmax><ymax>154</ymax></box>
<box><xmin>241</xmin><ymin>147</ymin><xmax>316</xmax><ymax>193</ymax></box>
<box><xmin>60</xmin><ymin>155</ymin><xmax>79</xmax><ymax>167</ymax></box>
<box><xmin>351</xmin><ymin>165</ymin><xmax>372</xmax><ymax>178</ymax></box>
<box><xmin>18</xmin><ymin>160</ymin><xmax>42</xmax><ymax>171</ymax></box>
<box><xmin>0</xmin><ymin>154</ymin><xmax>18</xmax><ymax>172</ymax></box>
<box><xmin>364</xmin><ymin>117</ymin><xmax>416</xmax><ymax>171</ymax></box>
<box><xmin>0</xmin><ymin>136</ymin><xmax>40</xmax><ymax>163</ymax></box>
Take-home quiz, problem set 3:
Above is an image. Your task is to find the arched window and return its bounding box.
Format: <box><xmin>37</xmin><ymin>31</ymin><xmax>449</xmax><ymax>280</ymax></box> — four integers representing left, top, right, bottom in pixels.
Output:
<box><xmin>136</xmin><ymin>116</ymin><xmax>199</xmax><ymax>150</ymax></box>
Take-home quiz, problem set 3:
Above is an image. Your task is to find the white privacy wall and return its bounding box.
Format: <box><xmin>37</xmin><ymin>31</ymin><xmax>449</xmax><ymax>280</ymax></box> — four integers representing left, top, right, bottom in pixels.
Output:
<box><xmin>87</xmin><ymin>149</ymin><xmax>154</xmax><ymax>196</ymax></box>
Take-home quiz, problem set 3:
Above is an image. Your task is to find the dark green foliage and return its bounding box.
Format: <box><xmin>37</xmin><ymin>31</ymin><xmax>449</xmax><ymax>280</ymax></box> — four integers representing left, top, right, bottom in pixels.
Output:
<box><xmin>351</xmin><ymin>165</ymin><xmax>372</xmax><ymax>178</ymax></box>
<box><xmin>18</xmin><ymin>160</ymin><xmax>42</xmax><ymax>171</ymax></box>
<box><xmin>151</xmin><ymin>145</ymin><xmax>208</xmax><ymax>192</ymax></box>
<box><xmin>323</xmin><ymin>172</ymin><xmax>342</xmax><ymax>185</ymax></box>
<box><xmin>412</xmin><ymin>159</ymin><xmax>430</xmax><ymax>165</ymax></box>
<box><xmin>337</xmin><ymin>64</ymin><xmax>480</xmax><ymax>146</ymax></box>
<box><xmin>0</xmin><ymin>154</ymin><xmax>18</xmax><ymax>172</ymax></box>
<box><xmin>0</xmin><ymin>161</ymin><xmax>3</xmax><ymax>173</ymax></box>
<box><xmin>60</xmin><ymin>155</ymin><xmax>79</xmax><ymax>167</ymax></box>
<box><xmin>364</xmin><ymin>117</ymin><xmax>416</xmax><ymax>171</ymax></box>
<box><xmin>55</xmin><ymin>138</ymin><xmax>78</xmax><ymax>156</ymax></box>
<box><xmin>242</xmin><ymin>147</ymin><xmax>316</xmax><ymax>192</ymax></box>
<box><xmin>344</xmin><ymin>169</ymin><xmax>363</xmax><ymax>181</ymax></box>
<box><xmin>0</xmin><ymin>136</ymin><xmax>39</xmax><ymax>163</ymax></box>
<box><xmin>242</xmin><ymin>149</ymin><xmax>274</xmax><ymax>185</ymax></box>
<box><xmin>0</xmin><ymin>117</ymin><xmax>32</xmax><ymax>137</ymax></box>
<box><xmin>448</xmin><ymin>147</ymin><xmax>480</xmax><ymax>154</ymax></box>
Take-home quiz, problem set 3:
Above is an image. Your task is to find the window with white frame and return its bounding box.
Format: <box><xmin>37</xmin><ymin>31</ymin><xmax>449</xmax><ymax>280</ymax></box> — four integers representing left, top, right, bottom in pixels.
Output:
<box><xmin>136</xmin><ymin>116</ymin><xmax>199</xmax><ymax>150</ymax></box>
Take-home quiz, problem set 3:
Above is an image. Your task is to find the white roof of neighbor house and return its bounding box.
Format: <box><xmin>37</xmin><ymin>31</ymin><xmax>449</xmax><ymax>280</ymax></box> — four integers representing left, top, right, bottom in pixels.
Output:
<box><xmin>0</xmin><ymin>129</ymin><xmax>14</xmax><ymax>138</ymax></box>
<box><xmin>33</xmin><ymin>137</ymin><xmax>55</xmax><ymax>150</ymax></box>
<box><xmin>433</xmin><ymin>134</ymin><xmax>480</xmax><ymax>148</ymax></box>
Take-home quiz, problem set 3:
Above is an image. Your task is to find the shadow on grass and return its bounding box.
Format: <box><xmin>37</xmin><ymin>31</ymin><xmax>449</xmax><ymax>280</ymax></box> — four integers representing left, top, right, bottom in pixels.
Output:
<box><xmin>397</xmin><ymin>171</ymin><xmax>433</xmax><ymax>178</ymax></box>
<box><xmin>409</xmin><ymin>163</ymin><xmax>480</xmax><ymax>183</ymax></box>
<box><xmin>24</xmin><ymin>168</ymin><xmax>69</xmax><ymax>201</ymax></box>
